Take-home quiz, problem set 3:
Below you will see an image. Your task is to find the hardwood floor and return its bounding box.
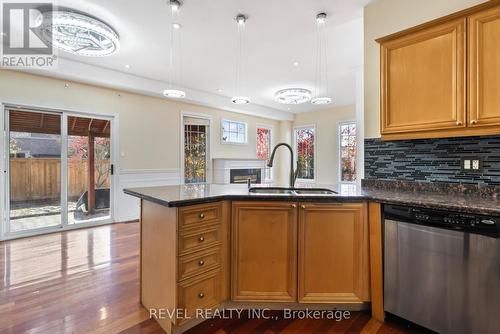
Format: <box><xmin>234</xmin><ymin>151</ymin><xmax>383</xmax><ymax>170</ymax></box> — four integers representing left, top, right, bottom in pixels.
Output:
<box><xmin>0</xmin><ymin>222</ymin><xmax>425</xmax><ymax>334</ymax></box>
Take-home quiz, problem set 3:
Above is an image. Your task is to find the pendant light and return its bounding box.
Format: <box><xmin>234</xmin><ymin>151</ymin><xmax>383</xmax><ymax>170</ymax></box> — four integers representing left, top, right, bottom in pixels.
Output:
<box><xmin>311</xmin><ymin>12</ymin><xmax>332</xmax><ymax>105</ymax></box>
<box><xmin>163</xmin><ymin>0</ymin><xmax>186</xmax><ymax>99</ymax></box>
<box><xmin>231</xmin><ymin>14</ymin><xmax>251</xmax><ymax>105</ymax></box>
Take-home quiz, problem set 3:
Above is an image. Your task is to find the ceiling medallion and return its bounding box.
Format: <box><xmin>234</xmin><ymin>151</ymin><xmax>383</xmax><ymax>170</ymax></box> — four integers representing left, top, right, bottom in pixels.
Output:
<box><xmin>274</xmin><ymin>88</ymin><xmax>312</xmax><ymax>105</ymax></box>
<box><xmin>40</xmin><ymin>11</ymin><xmax>120</xmax><ymax>57</ymax></box>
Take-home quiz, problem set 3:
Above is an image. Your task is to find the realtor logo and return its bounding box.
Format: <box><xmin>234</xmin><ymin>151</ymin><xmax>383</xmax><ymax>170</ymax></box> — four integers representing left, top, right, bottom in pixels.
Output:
<box><xmin>1</xmin><ymin>2</ymin><xmax>56</xmax><ymax>68</ymax></box>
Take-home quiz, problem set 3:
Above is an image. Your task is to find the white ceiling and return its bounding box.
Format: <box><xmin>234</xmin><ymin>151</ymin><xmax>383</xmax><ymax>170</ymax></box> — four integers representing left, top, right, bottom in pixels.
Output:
<box><xmin>24</xmin><ymin>0</ymin><xmax>371</xmax><ymax>120</ymax></box>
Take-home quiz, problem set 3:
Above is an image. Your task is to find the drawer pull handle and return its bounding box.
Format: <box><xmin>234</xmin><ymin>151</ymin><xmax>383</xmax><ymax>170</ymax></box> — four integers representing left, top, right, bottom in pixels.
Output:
<box><xmin>470</xmin><ymin>120</ymin><xmax>477</xmax><ymax>125</ymax></box>
<box><xmin>291</xmin><ymin>204</ymin><xmax>297</xmax><ymax>208</ymax></box>
<box><xmin>198</xmin><ymin>236</ymin><xmax>205</xmax><ymax>242</ymax></box>
<box><xmin>199</xmin><ymin>213</ymin><xmax>205</xmax><ymax>219</ymax></box>
<box><xmin>198</xmin><ymin>292</ymin><xmax>205</xmax><ymax>299</ymax></box>
<box><xmin>456</xmin><ymin>120</ymin><xmax>463</xmax><ymax>126</ymax></box>
<box><xmin>301</xmin><ymin>205</ymin><xmax>306</xmax><ymax>209</ymax></box>
<box><xmin>198</xmin><ymin>260</ymin><xmax>205</xmax><ymax>266</ymax></box>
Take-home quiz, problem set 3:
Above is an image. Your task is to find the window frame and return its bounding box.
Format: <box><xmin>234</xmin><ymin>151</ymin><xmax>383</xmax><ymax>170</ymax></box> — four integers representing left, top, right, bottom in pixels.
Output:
<box><xmin>293</xmin><ymin>124</ymin><xmax>316</xmax><ymax>183</ymax></box>
<box><xmin>256</xmin><ymin>123</ymin><xmax>274</xmax><ymax>182</ymax></box>
<box><xmin>220</xmin><ymin>119</ymin><xmax>248</xmax><ymax>145</ymax></box>
<box><xmin>338</xmin><ymin>120</ymin><xmax>357</xmax><ymax>184</ymax></box>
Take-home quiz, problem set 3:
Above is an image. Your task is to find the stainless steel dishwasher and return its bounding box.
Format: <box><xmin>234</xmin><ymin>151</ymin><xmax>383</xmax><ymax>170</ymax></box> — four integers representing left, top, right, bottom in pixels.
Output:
<box><xmin>383</xmin><ymin>204</ymin><xmax>500</xmax><ymax>334</ymax></box>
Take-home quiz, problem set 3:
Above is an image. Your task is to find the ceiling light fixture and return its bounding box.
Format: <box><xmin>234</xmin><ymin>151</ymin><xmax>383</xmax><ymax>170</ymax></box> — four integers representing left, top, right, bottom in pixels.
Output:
<box><xmin>274</xmin><ymin>88</ymin><xmax>312</xmax><ymax>105</ymax></box>
<box><xmin>311</xmin><ymin>12</ymin><xmax>332</xmax><ymax>105</ymax></box>
<box><xmin>40</xmin><ymin>11</ymin><xmax>120</xmax><ymax>57</ymax></box>
<box><xmin>293</xmin><ymin>61</ymin><xmax>300</xmax><ymax>67</ymax></box>
<box><xmin>163</xmin><ymin>0</ymin><xmax>185</xmax><ymax>99</ymax></box>
<box><xmin>124</xmin><ymin>64</ymin><xmax>130</xmax><ymax>69</ymax></box>
<box><xmin>170</xmin><ymin>0</ymin><xmax>181</xmax><ymax>12</ymax></box>
<box><xmin>231</xmin><ymin>14</ymin><xmax>251</xmax><ymax>105</ymax></box>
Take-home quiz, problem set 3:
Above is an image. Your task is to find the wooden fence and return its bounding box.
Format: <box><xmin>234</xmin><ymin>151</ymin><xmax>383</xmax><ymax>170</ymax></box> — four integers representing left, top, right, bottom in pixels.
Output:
<box><xmin>9</xmin><ymin>158</ymin><xmax>110</xmax><ymax>202</ymax></box>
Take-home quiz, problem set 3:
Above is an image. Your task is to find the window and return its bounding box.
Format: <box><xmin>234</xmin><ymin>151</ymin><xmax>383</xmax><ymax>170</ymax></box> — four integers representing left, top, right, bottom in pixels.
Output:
<box><xmin>339</xmin><ymin>122</ymin><xmax>357</xmax><ymax>182</ymax></box>
<box><xmin>294</xmin><ymin>126</ymin><xmax>315</xmax><ymax>180</ymax></box>
<box><xmin>256</xmin><ymin>126</ymin><xmax>272</xmax><ymax>180</ymax></box>
<box><xmin>221</xmin><ymin>119</ymin><xmax>247</xmax><ymax>144</ymax></box>
<box><xmin>183</xmin><ymin>116</ymin><xmax>210</xmax><ymax>184</ymax></box>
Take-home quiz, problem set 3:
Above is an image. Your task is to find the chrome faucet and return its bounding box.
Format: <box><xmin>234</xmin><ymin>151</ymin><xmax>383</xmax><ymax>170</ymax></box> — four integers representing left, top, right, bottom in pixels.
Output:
<box><xmin>267</xmin><ymin>143</ymin><xmax>300</xmax><ymax>188</ymax></box>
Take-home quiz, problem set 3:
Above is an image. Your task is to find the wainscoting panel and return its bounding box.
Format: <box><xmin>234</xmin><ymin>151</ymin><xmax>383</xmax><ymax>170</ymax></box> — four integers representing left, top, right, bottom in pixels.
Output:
<box><xmin>117</xmin><ymin>169</ymin><xmax>181</xmax><ymax>222</ymax></box>
<box><xmin>364</xmin><ymin>136</ymin><xmax>500</xmax><ymax>185</ymax></box>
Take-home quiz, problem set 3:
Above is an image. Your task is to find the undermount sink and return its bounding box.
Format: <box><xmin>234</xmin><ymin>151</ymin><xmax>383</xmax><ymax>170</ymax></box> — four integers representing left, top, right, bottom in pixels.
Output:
<box><xmin>294</xmin><ymin>188</ymin><xmax>337</xmax><ymax>195</ymax></box>
<box><xmin>248</xmin><ymin>187</ymin><xmax>337</xmax><ymax>195</ymax></box>
<box><xmin>248</xmin><ymin>187</ymin><xmax>295</xmax><ymax>195</ymax></box>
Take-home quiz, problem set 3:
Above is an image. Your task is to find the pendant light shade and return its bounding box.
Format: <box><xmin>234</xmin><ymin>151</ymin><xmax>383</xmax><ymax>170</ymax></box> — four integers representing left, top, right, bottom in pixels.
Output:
<box><xmin>312</xmin><ymin>12</ymin><xmax>332</xmax><ymax>105</ymax></box>
<box><xmin>232</xmin><ymin>14</ymin><xmax>251</xmax><ymax>105</ymax></box>
<box><xmin>164</xmin><ymin>0</ymin><xmax>185</xmax><ymax>99</ymax></box>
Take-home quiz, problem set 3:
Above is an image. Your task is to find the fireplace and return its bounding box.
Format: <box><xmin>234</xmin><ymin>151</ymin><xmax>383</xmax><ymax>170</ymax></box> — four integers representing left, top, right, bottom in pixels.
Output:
<box><xmin>212</xmin><ymin>158</ymin><xmax>267</xmax><ymax>184</ymax></box>
<box><xmin>230</xmin><ymin>169</ymin><xmax>262</xmax><ymax>184</ymax></box>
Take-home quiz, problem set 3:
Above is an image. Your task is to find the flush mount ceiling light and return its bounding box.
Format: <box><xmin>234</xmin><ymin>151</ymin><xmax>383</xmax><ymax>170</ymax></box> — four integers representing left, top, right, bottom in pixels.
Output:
<box><xmin>312</xmin><ymin>12</ymin><xmax>332</xmax><ymax>105</ymax></box>
<box><xmin>231</xmin><ymin>14</ymin><xmax>251</xmax><ymax>105</ymax></box>
<box><xmin>163</xmin><ymin>89</ymin><xmax>186</xmax><ymax>98</ymax></box>
<box><xmin>274</xmin><ymin>88</ymin><xmax>312</xmax><ymax>105</ymax></box>
<box><xmin>40</xmin><ymin>11</ymin><xmax>119</xmax><ymax>57</ymax></box>
<box><xmin>163</xmin><ymin>0</ymin><xmax>185</xmax><ymax>99</ymax></box>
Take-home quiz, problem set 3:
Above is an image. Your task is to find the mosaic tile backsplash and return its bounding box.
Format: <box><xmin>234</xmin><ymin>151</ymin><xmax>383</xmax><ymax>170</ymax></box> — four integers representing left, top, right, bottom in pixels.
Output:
<box><xmin>364</xmin><ymin>136</ymin><xmax>500</xmax><ymax>185</ymax></box>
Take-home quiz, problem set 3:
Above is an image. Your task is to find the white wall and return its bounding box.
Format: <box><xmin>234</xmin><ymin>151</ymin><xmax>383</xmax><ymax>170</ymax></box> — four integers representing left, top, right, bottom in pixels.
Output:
<box><xmin>293</xmin><ymin>105</ymin><xmax>356</xmax><ymax>184</ymax></box>
<box><xmin>363</xmin><ymin>0</ymin><xmax>488</xmax><ymax>138</ymax></box>
<box><xmin>0</xmin><ymin>70</ymin><xmax>282</xmax><ymax>222</ymax></box>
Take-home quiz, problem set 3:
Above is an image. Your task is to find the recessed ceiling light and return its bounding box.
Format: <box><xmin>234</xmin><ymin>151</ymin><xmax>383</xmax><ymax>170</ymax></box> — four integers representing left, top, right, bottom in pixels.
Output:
<box><xmin>216</xmin><ymin>88</ymin><xmax>223</xmax><ymax>93</ymax></box>
<box><xmin>235</xmin><ymin>14</ymin><xmax>247</xmax><ymax>25</ymax></box>
<box><xmin>124</xmin><ymin>64</ymin><xmax>130</xmax><ymax>69</ymax></box>
<box><xmin>275</xmin><ymin>88</ymin><xmax>312</xmax><ymax>105</ymax></box>
<box><xmin>231</xmin><ymin>96</ymin><xmax>251</xmax><ymax>105</ymax></box>
<box><xmin>311</xmin><ymin>97</ymin><xmax>332</xmax><ymax>105</ymax></box>
<box><xmin>40</xmin><ymin>11</ymin><xmax>120</xmax><ymax>57</ymax></box>
<box><xmin>163</xmin><ymin>89</ymin><xmax>186</xmax><ymax>99</ymax></box>
<box><xmin>293</xmin><ymin>61</ymin><xmax>299</xmax><ymax>67</ymax></box>
<box><xmin>172</xmin><ymin>22</ymin><xmax>181</xmax><ymax>29</ymax></box>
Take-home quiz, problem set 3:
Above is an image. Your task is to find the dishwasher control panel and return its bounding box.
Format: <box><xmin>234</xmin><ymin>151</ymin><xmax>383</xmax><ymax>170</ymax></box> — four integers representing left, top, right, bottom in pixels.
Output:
<box><xmin>384</xmin><ymin>204</ymin><xmax>499</xmax><ymax>237</ymax></box>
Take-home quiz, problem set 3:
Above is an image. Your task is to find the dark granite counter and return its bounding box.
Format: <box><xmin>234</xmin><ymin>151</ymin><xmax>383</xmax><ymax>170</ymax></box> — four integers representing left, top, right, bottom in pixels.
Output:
<box><xmin>124</xmin><ymin>181</ymin><xmax>500</xmax><ymax>216</ymax></box>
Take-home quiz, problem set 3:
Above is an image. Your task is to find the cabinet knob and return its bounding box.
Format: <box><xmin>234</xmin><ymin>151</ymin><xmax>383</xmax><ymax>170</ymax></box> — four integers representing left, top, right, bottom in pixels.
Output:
<box><xmin>291</xmin><ymin>204</ymin><xmax>297</xmax><ymax>208</ymax></box>
<box><xmin>198</xmin><ymin>292</ymin><xmax>205</xmax><ymax>299</ymax></box>
<box><xmin>301</xmin><ymin>205</ymin><xmax>306</xmax><ymax>209</ymax></box>
<box><xmin>198</xmin><ymin>236</ymin><xmax>205</xmax><ymax>242</ymax></box>
<box><xmin>456</xmin><ymin>120</ymin><xmax>463</xmax><ymax>126</ymax></box>
<box><xmin>198</xmin><ymin>260</ymin><xmax>205</xmax><ymax>266</ymax></box>
<box><xmin>470</xmin><ymin>120</ymin><xmax>477</xmax><ymax>125</ymax></box>
<box><xmin>199</xmin><ymin>213</ymin><xmax>205</xmax><ymax>219</ymax></box>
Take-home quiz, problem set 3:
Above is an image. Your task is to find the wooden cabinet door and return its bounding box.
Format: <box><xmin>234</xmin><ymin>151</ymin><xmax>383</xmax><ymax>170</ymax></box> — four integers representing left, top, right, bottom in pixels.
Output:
<box><xmin>468</xmin><ymin>5</ymin><xmax>500</xmax><ymax>129</ymax></box>
<box><xmin>380</xmin><ymin>18</ymin><xmax>466</xmax><ymax>139</ymax></box>
<box><xmin>298</xmin><ymin>203</ymin><xmax>370</xmax><ymax>303</ymax></box>
<box><xmin>231</xmin><ymin>201</ymin><xmax>297</xmax><ymax>302</ymax></box>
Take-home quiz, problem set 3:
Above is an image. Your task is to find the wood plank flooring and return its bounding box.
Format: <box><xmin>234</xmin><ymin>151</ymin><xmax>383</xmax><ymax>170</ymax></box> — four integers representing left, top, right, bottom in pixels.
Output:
<box><xmin>0</xmin><ymin>222</ymin><xmax>426</xmax><ymax>334</ymax></box>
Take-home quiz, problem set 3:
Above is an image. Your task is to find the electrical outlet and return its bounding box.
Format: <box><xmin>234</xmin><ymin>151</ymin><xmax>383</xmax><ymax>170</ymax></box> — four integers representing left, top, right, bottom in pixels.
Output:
<box><xmin>472</xmin><ymin>159</ymin><xmax>480</xmax><ymax>170</ymax></box>
<box><xmin>463</xmin><ymin>159</ymin><xmax>471</xmax><ymax>170</ymax></box>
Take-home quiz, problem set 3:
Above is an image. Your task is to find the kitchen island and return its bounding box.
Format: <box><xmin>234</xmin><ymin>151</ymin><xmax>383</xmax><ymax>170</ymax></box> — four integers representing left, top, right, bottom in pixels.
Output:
<box><xmin>124</xmin><ymin>181</ymin><xmax>500</xmax><ymax>333</ymax></box>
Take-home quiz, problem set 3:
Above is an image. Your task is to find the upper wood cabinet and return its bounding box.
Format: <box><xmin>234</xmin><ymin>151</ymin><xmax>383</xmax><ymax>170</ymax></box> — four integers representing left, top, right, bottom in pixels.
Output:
<box><xmin>298</xmin><ymin>203</ymin><xmax>370</xmax><ymax>304</ymax></box>
<box><xmin>231</xmin><ymin>201</ymin><xmax>297</xmax><ymax>302</ymax></box>
<box><xmin>468</xmin><ymin>5</ymin><xmax>500</xmax><ymax>128</ymax></box>
<box><xmin>380</xmin><ymin>18</ymin><xmax>467</xmax><ymax>138</ymax></box>
<box><xmin>379</xmin><ymin>2</ymin><xmax>500</xmax><ymax>140</ymax></box>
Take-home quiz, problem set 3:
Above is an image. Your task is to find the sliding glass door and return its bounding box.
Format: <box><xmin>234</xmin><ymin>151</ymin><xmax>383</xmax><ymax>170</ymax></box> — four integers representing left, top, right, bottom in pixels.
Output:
<box><xmin>7</xmin><ymin>109</ymin><xmax>63</xmax><ymax>233</ymax></box>
<box><xmin>4</xmin><ymin>107</ymin><xmax>114</xmax><ymax>238</ymax></box>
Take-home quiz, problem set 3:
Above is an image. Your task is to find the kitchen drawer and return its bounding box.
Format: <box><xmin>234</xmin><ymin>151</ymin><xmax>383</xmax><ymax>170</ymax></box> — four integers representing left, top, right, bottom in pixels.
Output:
<box><xmin>178</xmin><ymin>247</ymin><xmax>221</xmax><ymax>281</ymax></box>
<box><xmin>178</xmin><ymin>225</ymin><xmax>222</xmax><ymax>256</ymax></box>
<box><xmin>177</xmin><ymin>270</ymin><xmax>221</xmax><ymax>324</ymax></box>
<box><xmin>179</xmin><ymin>203</ymin><xmax>221</xmax><ymax>231</ymax></box>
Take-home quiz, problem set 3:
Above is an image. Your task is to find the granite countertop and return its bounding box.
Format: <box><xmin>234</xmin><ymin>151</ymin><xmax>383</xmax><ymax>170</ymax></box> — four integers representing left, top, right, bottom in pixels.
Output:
<box><xmin>124</xmin><ymin>182</ymin><xmax>500</xmax><ymax>216</ymax></box>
